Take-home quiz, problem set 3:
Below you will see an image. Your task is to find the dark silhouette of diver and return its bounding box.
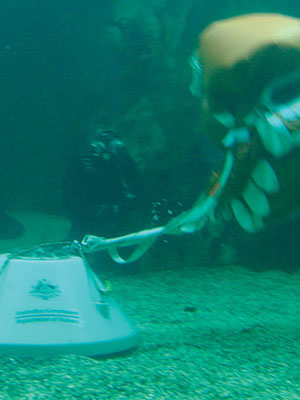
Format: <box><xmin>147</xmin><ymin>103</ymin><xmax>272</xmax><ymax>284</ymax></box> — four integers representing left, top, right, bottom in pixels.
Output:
<box><xmin>63</xmin><ymin>129</ymin><xmax>147</xmax><ymax>240</ymax></box>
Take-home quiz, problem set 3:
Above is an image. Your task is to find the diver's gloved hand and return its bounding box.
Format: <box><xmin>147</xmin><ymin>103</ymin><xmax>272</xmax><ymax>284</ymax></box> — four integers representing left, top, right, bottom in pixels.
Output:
<box><xmin>0</xmin><ymin>211</ymin><xmax>25</xmax><ymax>239</ymax></box>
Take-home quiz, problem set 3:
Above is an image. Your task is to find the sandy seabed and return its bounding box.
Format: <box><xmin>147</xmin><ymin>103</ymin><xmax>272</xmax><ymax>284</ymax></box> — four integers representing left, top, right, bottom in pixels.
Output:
<box><xmin>0</xmin><ymin>262</ymin><xmax>300</xmax><ymax>399</ymax></box>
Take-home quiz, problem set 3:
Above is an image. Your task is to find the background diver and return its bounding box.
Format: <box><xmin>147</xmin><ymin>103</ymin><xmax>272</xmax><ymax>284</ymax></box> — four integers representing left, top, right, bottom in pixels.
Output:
<box><xmin>63</xmin><ymin>128</ymin><xmax>148</xmax><ymax>240</ymax></box>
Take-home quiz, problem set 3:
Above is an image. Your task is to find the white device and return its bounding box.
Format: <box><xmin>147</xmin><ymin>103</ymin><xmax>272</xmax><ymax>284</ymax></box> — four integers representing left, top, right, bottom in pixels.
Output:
<box><xmin>0</xmin><ymin>242</ymin><xmax>138</xmax><ymax>357</ymax></box>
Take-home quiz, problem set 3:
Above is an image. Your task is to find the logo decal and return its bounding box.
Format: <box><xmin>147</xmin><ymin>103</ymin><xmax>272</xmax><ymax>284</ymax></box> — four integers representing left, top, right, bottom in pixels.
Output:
<box><xmin>30</xmin><ymin>279</ymin><xmax>61</xmax><ymax>300</ymax></box>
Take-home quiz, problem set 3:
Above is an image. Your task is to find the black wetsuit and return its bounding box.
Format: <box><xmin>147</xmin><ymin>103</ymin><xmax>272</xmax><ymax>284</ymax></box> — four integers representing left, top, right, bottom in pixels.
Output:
<box><xmin>63</xmin><ymin>148</ymin><xmax>146</xmax><ymax>239</ymax></box>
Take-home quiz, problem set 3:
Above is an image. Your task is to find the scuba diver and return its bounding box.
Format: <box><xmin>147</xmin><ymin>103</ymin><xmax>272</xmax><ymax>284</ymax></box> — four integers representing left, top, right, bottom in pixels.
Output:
<box><xmin>63</xmin><ymin>128</ymin><xmax>147</xmax><ymax>240</ymax></box>
<box><xmin>189</xmin><ymin>13</ymin><xmax>300</xmax><ymax>233</ymax></box>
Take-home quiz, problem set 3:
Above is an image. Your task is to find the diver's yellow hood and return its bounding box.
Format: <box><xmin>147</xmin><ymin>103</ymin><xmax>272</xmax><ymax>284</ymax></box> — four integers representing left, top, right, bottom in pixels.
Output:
<box><xmin>197</xmin><ymin>13</ymin><xmax>300</xmax><ymax>116</ymax></box>
<box><xmin>198</xmin><ymin>13</ymin><xmax>300</xmax><ymax>74</ymax></box>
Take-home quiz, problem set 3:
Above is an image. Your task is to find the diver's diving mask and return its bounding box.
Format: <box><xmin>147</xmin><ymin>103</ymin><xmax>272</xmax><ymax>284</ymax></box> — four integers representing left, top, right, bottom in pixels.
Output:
<box><xmin>255</xmin><ymin>70</ymin><xmax>300</xmax><ymax>158</ymax></box>
<box><xmin>91</xmin><ymin>129</ymin><xmax>124</xmax><ymax>156</ymax></box>
<box><xmin>188</xmin><ymin>52</ymin><xmax>203</xmax><ymax>98</ymax></box>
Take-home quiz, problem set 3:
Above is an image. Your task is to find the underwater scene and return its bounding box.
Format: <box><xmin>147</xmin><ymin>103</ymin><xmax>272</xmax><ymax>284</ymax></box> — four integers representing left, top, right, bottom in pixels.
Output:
<box><xmin>1</xmin><ymin>0</ymin><xmax>300</xmax><ymax>398</ymax></box>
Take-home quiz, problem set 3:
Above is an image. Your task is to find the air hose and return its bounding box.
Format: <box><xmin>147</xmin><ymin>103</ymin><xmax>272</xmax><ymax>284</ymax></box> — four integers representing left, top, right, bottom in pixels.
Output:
<box><xmin>81</xmin><ymin>149</ymin><xmax>234</xmax><ymax>264</ymax></box>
